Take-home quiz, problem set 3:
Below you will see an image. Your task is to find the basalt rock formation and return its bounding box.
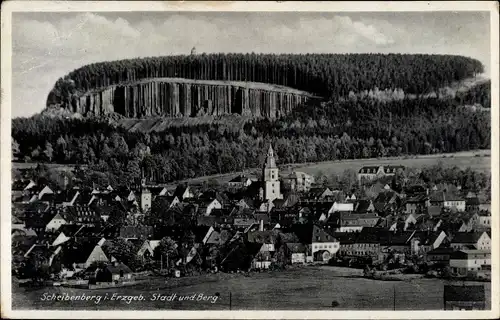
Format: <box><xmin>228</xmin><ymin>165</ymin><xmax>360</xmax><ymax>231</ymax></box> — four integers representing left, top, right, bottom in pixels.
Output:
<box><xmin>70</xmin><ymin>78</ymin><xmax>314</xmax><ymax>119</ymax></box>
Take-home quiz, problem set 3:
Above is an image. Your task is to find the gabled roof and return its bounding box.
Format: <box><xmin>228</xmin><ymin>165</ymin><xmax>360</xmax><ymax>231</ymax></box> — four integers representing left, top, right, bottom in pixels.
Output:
<box><xmin>12</xmin><ymin>179</ymin><xmax>36</xmax><ymax>191</ymax></box>
<box><xmin>429</xmin><ymin>191</ymin><xmax>464</xmax><ymax>202</ymax></box>
<box><xmin>61</xmin><ymin>238</ymin><xmax>105</xmax><ymax>265</ymax></box>
<box><xmin>105</xmin><ymin>262</ymin><xmax>133</xmax><ymax>275</ymax></box>
<box><xmin>173</xmin><ymin>185</ymin><xmax>190</xmax><ymax>199</ymax></box>
<box><xmin>451</xmin><ymin>232</ymin><xmax>487</xmax><ymax>244</ymax></box>
<box><xmin>359</xmin><ymin>166</ymin><xmax>381</xmax><ymax>174</ymax></box>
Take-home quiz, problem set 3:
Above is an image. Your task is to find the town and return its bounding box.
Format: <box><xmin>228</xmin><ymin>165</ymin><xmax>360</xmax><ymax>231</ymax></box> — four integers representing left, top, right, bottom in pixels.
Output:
<box><xmin>12</xmin><ymin>144</ymin><xmax>491</xmax><ymax>296</ymax></box>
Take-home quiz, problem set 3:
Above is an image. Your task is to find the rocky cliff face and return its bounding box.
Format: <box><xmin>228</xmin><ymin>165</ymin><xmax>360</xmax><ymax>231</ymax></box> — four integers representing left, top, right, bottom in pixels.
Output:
<box><xmin>70</xmin><ymin>78</ymin><xmax>313</xmax><ymax>119</ymax></box>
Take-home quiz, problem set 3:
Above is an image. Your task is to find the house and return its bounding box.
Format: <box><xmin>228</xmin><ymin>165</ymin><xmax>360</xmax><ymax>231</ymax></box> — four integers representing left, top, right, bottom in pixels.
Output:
<box><xmin>36</xmin><ymin>185</ymin><xmax>55</xmax><ymax>201</ymax></box>
<box><xmin>354</xmin><ymin>199</ymin><xmax>375</xmax><ymax>213</ymax></box>
<box><xmin>331</xmin><ymin>232</ymin><xmax>359</xmax><ymax>257</ymax></box>
<box><xmin>389</xmin><ymin>214</ymin><xmax>418</xmax><ymax>232</ymax></box>
<box><xmin>285</xmin><ymin>243</ymin><xmax>307</xmax><ymax>264</ymax></box>
<box><xmin>329</xmin><ymin>202</ymin><xmax>354</xmax><ymax>214</ymax></box>
<box><xmin>137</xmin><ymin>239</ymin><xmax>161</xmax><ymax>260</ymax></box>
<box><xmin>307</xmin><ymin>187</ymin><xmax>335</xmax><ymax>200</ymax></box>
<box><xmin>173</xmin><ymin>185</ymin><xmax>195</xmax><ymax>201</ymax></box>
<box><xmin>52</xmin><ymin>224</ymin><xmax>85</xmax><ymax>246</ymax></box>
<box><xmin>477</xmin><ymin>212</ymin><xmax>491</xmax><ymax>229</ymax></box>
<box><xmin>284</xmin><ymin>171</ymin><xmax>315</xmax><ymax>193</ymax></box>
<box><xmin>92</xmin><ymin>262</ymin><xmax>134</xmax><ymax>282</ymax></box>
<box><xmin>328</xmin><ymin>212</ymin><xmax>379</xmax><ymax>233</ymax></box>
<box><xmin>425</xmin><ymin>247</ymin><xmax>455</xmax><ymax>264</ymax></box>
<box><xmin>228</xmin><ymin>175</ymin><xmax>253</xmax><ymax>189</ymax></box>
<box><xmin>404</xmin><ymin>194</ymin><xmax>429</xmax><ymax>214</ymax></box>
<box><xmin>198</xmin><ymin>198</ymin><xmax>222</xmax><ymax>216</ymax></box>
<box><xmin>23</xmin><ymin>244</ymin><xmax>62</xmax><ymax>267</ymax></box>
<box><xmin>288</xmin><ymin>224</ymin><xmax>339</xmax><ymax>262</ymax></box>
<box><xmin>444</xmin><ymin>285</ymin><xmax>486</xmax><ymax>310</ymax></box>
<box><xmin>66</xmin><ymin>205</ymin><xmax>101</xmax><ymax>226</ymax></box>
<box><xmin>61</xmin><ymin>239</ymin><xmax>109</xmax><ymax>270</ymax></box>
<box><xmin>357</xmin><ymin>165</ymin><xmax>404</xmax><ymax>181</ymax></box>
<box><xmin>246</xmin><ymin>230</ymin><xmax>278</xmax><ymax>253</ymax></box>
<box><xmin>429</xmin><ymin>191</ymin><xmax>466</xmax><ymax>212</ymax></box>
<box><xmin>12</xmin><ymin>179</ymin><xmax>37</xmax><ymax>200</ymax></box>
<box><xmin>373</xmin><ymin>191</ymin><xmax>402</xmax><ymax>216</ymax></box>
<box><xmin>45</xmin><ymin>211</ymin><xmax>68</xmax><ymax>232</ymax></box>
<box><xmin>449</xmin><ymin>250</ymin><xmax>491</xmax><ymax>276</ymax></box>
<box><xmin>250</xmin><ymin>242</ymin><xmax>274</xmax><ymax>270</ymax></box>
<box><xmin>119</xmin><ymin>225</ymin><xmax>154</xmax><ymax>240</ymax></box>
<box><xmin>450</xmin><ymin>231</ymin><xmax>490</xmax><ymax>251</ymax></box>
<box><xmin>148</xmin><ymin>186</ymin><xmax>170</xmax><ymax>198</ymax></box>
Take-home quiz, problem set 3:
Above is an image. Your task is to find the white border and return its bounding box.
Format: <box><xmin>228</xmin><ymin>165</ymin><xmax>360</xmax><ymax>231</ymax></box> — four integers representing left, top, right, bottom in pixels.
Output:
<box><xmin>1</xmin><ymin>1</ymin><xmax>499</xmax><ymax>319</ymax></box>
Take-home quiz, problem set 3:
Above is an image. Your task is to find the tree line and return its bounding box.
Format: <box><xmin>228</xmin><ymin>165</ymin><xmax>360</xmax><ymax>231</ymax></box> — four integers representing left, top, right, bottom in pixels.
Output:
<box><xmin>13</xmin><ymin>93</ymin><xmax>490</xmax><ymax>187</ymax></box>
<box><xmin>47</xmin><ymin>53</ymin><xmax>484</xmax><ymax>108</ymax></box>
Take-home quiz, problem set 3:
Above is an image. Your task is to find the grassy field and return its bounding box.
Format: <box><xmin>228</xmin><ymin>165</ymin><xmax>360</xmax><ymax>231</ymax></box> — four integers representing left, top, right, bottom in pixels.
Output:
<box><xmin>12</xmin><ymin>266</ymin><xmax>491</xmax><ymax>310</ymax></box>
<box><xmin>167</xmin><ymin>150</ymin><xmax>491</xmax><ymax>188</ymax></box>
<box><xmin>12</xmin><ymin>149</ymin><xmax>490</xmax><ymax>189</ymax></box>
<box><xmin>287</xmin><ymin>150</ymin><xmax>491</xmax><ymax>177</ymax></box>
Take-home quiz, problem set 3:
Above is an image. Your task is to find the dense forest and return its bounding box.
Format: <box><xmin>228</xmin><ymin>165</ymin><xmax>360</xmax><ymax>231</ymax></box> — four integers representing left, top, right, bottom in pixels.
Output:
<box><xmin>47</xmin><ymin>53</ymin><xmax>484</xmax><ymax>109</ymax></box>
<box><xmin>14</xmin><ymin>91</ymin><xmax>490</xmax><ymax>187</ymax></box>
<box><xmin>455</xmin><ymin>80</ymin><xmax>491</xmax><ymax>108</ymax></box>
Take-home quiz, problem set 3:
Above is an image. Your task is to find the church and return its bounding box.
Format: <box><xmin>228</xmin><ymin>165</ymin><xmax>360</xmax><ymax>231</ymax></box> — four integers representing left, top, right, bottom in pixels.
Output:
<box><xmin>260</xmin><ymin>144</ymin><xmax>283</xmax><ymax>202</ymax></box>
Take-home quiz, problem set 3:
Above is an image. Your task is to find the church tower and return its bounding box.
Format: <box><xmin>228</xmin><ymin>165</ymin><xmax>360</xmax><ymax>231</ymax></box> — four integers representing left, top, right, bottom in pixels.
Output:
<box><xmin>262</xmin><ymin>144</ymin><xmax>282</xmax><ymax>202</ymax></box>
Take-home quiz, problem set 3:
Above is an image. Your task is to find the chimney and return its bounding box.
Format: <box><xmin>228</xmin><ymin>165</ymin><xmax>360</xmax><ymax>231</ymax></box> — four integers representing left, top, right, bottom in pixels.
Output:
<box><xmin>259</xmin><ymin>219</ymin><xmax>264</xmax><ymax>232</ymax></box>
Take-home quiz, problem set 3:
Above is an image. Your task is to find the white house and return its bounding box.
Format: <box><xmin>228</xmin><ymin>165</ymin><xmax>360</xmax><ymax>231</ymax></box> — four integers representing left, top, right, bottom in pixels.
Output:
<box><xmin>449</xmin><ymin>250</ymin><xmax>491</xmax><ymax>276</ymax></box>
<box><xmin>451</xmin><ymin>231</ymin><xmax>491</xmax><ymax>251</ymax></box>
<box><xmin>310</xmin><ymin>225</ymin><xmax>339</xmax><ymax>262</ymax></box>
<box><xmin>201</xmin><ymin>199</ymin><xmax>222</xmax><ymax>216</ymax></box>
<box><xmin>45</xmin><ymin>213</ymin><xmax>67</xmax><ymax>232</ymax></box>
<box><xmin>328</xmin><ymin>202</ymin><xmax>354</xmax><ymax>214</ymax></box>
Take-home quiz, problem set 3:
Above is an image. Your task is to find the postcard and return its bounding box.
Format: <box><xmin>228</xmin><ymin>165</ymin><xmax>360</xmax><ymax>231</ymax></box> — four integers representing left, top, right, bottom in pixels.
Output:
<box><xmin>1</xmin><ymin>1</ymin><xmax>498</xmax><ymax>319</ymax></box>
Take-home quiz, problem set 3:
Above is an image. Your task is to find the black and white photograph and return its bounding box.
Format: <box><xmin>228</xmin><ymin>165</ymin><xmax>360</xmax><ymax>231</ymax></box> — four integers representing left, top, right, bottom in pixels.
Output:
<box><xmin>1</xmin><ymin>1</ymin><xmax>498</xmax><ymax>318</ymax></box>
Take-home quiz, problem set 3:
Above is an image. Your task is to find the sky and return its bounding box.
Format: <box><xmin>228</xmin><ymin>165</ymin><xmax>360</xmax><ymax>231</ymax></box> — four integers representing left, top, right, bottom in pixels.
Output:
<box><xmin>11</xmin><ymin>11</ymin><xmax>491</xmax><ymax>118</ymax></box>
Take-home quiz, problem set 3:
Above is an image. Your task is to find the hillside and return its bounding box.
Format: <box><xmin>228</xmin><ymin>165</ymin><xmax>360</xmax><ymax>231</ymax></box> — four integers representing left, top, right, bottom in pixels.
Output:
<box><xmin>46</xmin><ymin>53</ymin><xmax>484</xmax><ymax>114</ymax></box>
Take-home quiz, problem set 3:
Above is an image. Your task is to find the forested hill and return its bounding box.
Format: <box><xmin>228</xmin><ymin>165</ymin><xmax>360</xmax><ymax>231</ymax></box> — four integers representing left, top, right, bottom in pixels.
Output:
<box><xmin>47</xmin><ymin>53</ymin><xmax>484</xmax><ymax>109</ymax></box>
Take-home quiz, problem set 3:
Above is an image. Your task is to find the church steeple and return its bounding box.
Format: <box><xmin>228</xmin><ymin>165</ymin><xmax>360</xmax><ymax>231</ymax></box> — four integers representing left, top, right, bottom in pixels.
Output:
<box><xmin>265</xmin><ymin>144</ymin><xmax>277</xmax><ymax>169</ymax></box>
<box><xmin>262</xmin><ymin>143</ymin><xmax>282</xmax><ymax>202</ymax></box>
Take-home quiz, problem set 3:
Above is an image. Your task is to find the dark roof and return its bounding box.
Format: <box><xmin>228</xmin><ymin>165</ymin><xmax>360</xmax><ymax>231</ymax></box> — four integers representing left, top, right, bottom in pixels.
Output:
<box><xmin>12</xmin><ymin>179</ymin><xmax>35</xmax><ymax>191</ymax></box>
<box><xmin>359</xmin><ymin>166</ymin><xmax>380</xmax><ymax>174</ymax></box>
<box><xmin>330</xmin><ymin>232</ymin><xmax>358</xmax><ymax>244</ymax></box>
<box><xmin>355</xmin><ymin>199</ymin><xmax>374</xmax><ymax>213</ymax></box>
<box><xmin>61</xmin><ymin>239</ymin><xmax>103</xmax><ymax>265</ymax></box>
<box><xmin>119</xmin><ymin>225</ymin><xmax>154</xmax><ymax>239</ymax></box>
<box><xmin>466</xmin><ymin>197</ymin><xmax>481</xmax><ymax>206</ymax></box>
<box><xmin>427</xmin><ymin>247</ymin><xmax>455</xmax><ymax>255</ymax></box>
<box><xmin>105</xmin><ymin>262</ymin><xmax>133</xmax><ymax>275</ymax></box>
<box><xmin>191</xmin><ymin>226</ymin><xmax>211</xmax><ymax>243</ymax></box>
<box><xmin>444</xmin><ymin>285</ymin><xmax>485</xmax><ymax>302</ymax></box>
<box><xmin>382</xmin><ymin>165</ymin><xmax>405</xmax><ymax>174</ymax></box>
<box><xmin>429</xmin><ymin>191</ymin><xmax>464</xmax><ymax>202</ymax></box>
<box><xmin>173</xmin><ymin>185</ymin><xmax>189</xmax><ymax>199</ymax></box>
<box><xmin>284</xmin><ymin>224</ymin><xmax>334</xmax><ymax>244</ymax></box>
<box><xmin>405</xmin><ymin>194</ymin><xmax>428</xmax><ymax>203</ymax></box>
<box><xmin>451</xmin><ymin>232</ymin><xmax>486</xmax><ymax>244</ymax></box>
<box><xmin>58</xmin><ymin>224</ymin><xmax>84</xmax><ymax>237</ymax></box>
